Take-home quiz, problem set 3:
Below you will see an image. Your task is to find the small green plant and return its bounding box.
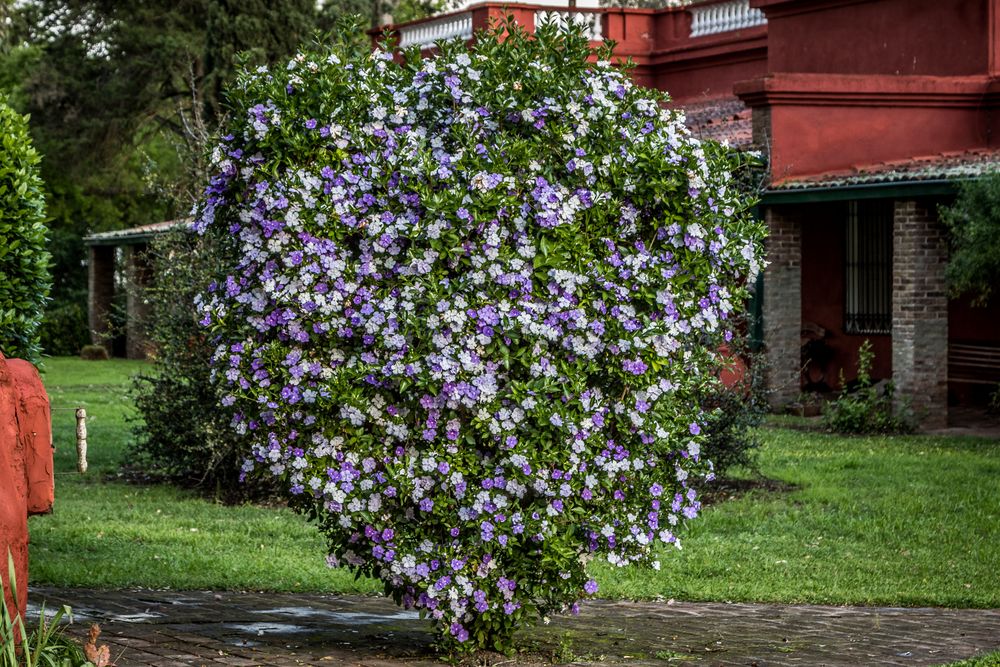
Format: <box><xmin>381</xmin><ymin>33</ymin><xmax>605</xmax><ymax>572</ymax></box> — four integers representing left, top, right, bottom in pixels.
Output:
<box><xmin>654</xmin><ymin>649</ymin><xmax>698</xmax><ymax>662</ymax></box>
<box><xmin>699</xmin><ymin>346</ymin><xmax>767</xmax><ymax>479</ymax></box>
<box><xmin>988</xmin><ymin>384</ymin><xmax>1000</xmax><ymax>417</ymax></box>
<box><xmin>822</xmin><ymin>340</ymin><xmax>914</xmax><ymax>435</ymax></box>
<box><xmin>551</xmin><ymin>635</ymin><xmax>576</xmax><ymax>664</ymax></box>
<box><xmin>1</xmin><ymin>553</ymin><xmax>93</xmax><ymax>667</ymax></box>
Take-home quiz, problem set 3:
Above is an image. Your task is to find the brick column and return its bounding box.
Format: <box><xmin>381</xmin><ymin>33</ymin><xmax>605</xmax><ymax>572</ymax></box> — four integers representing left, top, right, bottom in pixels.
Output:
<box><xmin>87</xmin><ymin>245</ymin><xmax>115</xmax><ymax>350</ymax></box>
<box><xmin>750</xmin><ymin>106</ymin><xmax>772</xmax><ymax>153</ymax></box>
<box><xmin>762</xmin><ymin>206</ymin><xmax>802</xmax><ymax>409</ymax></box>
<box><xmin>125</xmin><ymin>244</ymin><xmax>153</xmax><ymax>360</ymax></box>
<box><xmin>892</xmin><ymin>200</ymin><xmax>948</xmax><ymax>429</ymax></box>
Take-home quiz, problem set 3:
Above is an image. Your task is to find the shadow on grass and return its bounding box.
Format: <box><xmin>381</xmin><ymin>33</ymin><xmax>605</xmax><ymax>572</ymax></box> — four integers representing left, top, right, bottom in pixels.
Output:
<box><xmin>700</xmin><ymin>475</ymin><xmax>799</xmax><ymax>507</ymax></box>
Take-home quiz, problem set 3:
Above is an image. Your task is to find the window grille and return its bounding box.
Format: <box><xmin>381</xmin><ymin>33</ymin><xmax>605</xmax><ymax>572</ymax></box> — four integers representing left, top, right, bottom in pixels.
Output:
<box><xmin>844</xmin><ymin>200</ymin><xmax>892</xmax><ymax>335</ymax></box>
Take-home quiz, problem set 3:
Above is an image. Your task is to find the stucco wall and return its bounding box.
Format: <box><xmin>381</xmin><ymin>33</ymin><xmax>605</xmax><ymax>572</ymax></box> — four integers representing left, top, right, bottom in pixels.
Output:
<box><xmin>0</xmin><ymin>356</ymin><xmax>53</xmax><ymax>619</ymax></box>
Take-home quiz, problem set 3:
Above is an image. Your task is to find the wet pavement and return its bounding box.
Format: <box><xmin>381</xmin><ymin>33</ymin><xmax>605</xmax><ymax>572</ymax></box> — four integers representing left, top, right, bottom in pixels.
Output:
<box><xmin>27</xmin><ymin>587</ymin><xmax>1000</xmax><ymax>666</ymax></box>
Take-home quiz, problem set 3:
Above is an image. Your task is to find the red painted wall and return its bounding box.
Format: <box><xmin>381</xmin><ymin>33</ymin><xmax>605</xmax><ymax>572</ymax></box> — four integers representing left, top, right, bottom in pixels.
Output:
<box><xmin>759</xmin><ymin>0</ymin><xmax>988</xmax><ymax>76</ymax></box>
<box><xmin>0</xmin><ymin>355</ymin><xmax>54</xmax><ymax>623</ymax></box>
<box><xmin>737</xmin><ymin>0</ymin><xmax>1000</xmax><ymax>183</ymax></box>
<box><xmin>739</xmin><ymin>74</ymin><xmax>993</xmax><ymax>182</ymax></box>
<box><xmin>653</xmin><ymin>39</ymin><xmax>768</xmax><ymax>102</ymax></box>
<box><xmin>800</xmin><ymin>203</ymin><xmax>892</xmax><ymax>390</ymax></box>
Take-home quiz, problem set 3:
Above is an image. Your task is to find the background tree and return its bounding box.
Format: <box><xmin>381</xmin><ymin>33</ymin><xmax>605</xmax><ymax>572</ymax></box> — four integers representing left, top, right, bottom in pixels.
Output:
<box><xmin>940</xmin><ymin>173</ymin><xmax>1000</xmax><ymax>306</ymax></box>
<box><xmin>0</xmin><ymin>0</ymin><xmax>341</xmax><ymax>354</ymax></box>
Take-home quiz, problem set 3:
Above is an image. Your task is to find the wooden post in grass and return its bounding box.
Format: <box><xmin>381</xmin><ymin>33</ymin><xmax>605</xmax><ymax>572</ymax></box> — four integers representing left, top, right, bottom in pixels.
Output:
<box><xmin>76</xmin><ymin>408</ymin><xmax>88</xmax><ymax>474</ymax></box>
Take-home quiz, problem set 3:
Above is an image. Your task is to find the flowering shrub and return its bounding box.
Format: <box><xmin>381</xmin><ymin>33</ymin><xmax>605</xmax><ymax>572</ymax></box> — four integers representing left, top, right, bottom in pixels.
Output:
<box><xmin>194</xmin><ymin>21</ymin><xmax>764</xmax><ymax>651</ymax></box>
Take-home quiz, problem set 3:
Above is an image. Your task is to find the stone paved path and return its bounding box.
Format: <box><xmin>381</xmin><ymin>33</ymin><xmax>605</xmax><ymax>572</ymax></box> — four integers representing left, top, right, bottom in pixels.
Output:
<box><xmin>29</xmin><ymin>587</ymin><xmax>1000</xmax><ymax>667</ymax></box>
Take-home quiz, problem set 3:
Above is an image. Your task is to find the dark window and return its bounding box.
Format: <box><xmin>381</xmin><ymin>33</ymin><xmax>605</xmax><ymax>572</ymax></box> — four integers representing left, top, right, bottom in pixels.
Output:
<box><xmin>844</xmin><ymin>200</ymin><xmax>892</xmax><ymax>335</ymax></box>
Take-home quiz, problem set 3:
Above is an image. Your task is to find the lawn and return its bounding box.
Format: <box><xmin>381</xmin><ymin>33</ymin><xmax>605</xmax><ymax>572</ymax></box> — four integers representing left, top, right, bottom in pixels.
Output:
<box><xmin>30</xmin><ymin>357</ymin><xmax>1000</xmax><ymax>608</ymax></box>
<box><xmin>32</xmin><ymin>356</ymin><xmax>375</xmax><ymax>593</ymax></box>
<box><xmin>946</xmin><ymin>651</ymin><xmax>1000</xmax><ymax>667</ymax></box>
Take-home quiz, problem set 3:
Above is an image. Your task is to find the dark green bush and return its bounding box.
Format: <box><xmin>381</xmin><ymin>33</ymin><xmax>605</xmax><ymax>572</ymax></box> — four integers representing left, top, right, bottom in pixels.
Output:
<box><xmin>822</xmin><ymin>340</ymin><xmax>915</xmax><ymax>435</ymax></box>
<box><xmin>128</xmin><ymin>228</ymin><xmax>277</xmax><ymax>501</ymax></box>
<box><xmin>699</xmin><ymin>345</ymin><xmax>766</xmax><ymax>479</ymax></box>
<box><xmin>939</xmin><ymin>172</ymin><xmax>1000</xmax><ymax>305</ymax></box>
<box><xmin>79</xmin><ymin>344</ymin><xmax>109</xmax><ymax>361</ymax></box>
<box><xmin>0</xmin><ymin>98</ymin><xmax>49</xmax><ymax>362</ymax></box>
<box><xmin>39</xmin><ymin>296</ymin><xmax>91</xmax><ymax>356</ymax></box>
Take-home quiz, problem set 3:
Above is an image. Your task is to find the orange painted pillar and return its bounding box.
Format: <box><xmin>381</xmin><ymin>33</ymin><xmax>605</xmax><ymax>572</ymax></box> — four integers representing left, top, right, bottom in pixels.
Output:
<box><xmin>717</xmin><ymin>344</ymin><xmax>748</xmax><ymax>389</ymax></box>
<box><xmin>0</xmin><ymin>353</ymin><xmax>54</xmax><ymax>620</ymax></box>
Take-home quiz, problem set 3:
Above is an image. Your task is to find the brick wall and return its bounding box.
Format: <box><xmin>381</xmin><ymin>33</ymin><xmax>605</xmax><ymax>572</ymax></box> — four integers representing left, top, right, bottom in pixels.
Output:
<box><xmin>751</xmin><ymin>105</ymin><xmax>772</xmax><ymax>153</ymax></box>
<box><xmin>125</xmin><ymin>244</ymin><xmax>153</xmax><ymax>360</ymax></box>
<box><xmin>88</xmin><ymin>245</ymin><xmax>115</xmax><ymax>350</ymax></box>
<box><xmin>763</xmin><ymin>206</ymin><xmax>802</xmax><ymax>408</ymax></box>
<box><xmin>892</xmin><ymin>199</ymin><xmax>948</xmax><ymax>429</ymax></box>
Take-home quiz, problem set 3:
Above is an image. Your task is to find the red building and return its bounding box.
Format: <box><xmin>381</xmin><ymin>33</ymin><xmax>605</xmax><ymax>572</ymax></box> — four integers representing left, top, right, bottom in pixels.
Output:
<box><xmin>385</xmin><ymin>0</ymin><xmax>1000</xmax><ymax>428</ymax></box>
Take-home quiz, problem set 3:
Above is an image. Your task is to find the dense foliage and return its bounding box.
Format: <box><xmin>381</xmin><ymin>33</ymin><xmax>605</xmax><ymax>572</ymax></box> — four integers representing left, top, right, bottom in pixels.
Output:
<box><xmin>939</xmin><ymin>172</ymin><xmax>1000</xmax><ymax>305</ymax></box>
<box><xmin>194</xmin><ymin>23</ymin><xmax>764</xmax><ymax>650</ymax></box>
<box><xmin>4</xmin><ymin>0</ymin><xmax>438</xmax><ymax>356</ymax></box>
<box><xmin>129</xmin><ymin>229</ymin><xmax>278</xmax><ymax>501</ymax></box>
<box><xmin>697</xmin><ymin>344</ymin><xmax>765</xmax><ymax>478</ymax></box>
<box><xmin>0</xmin><ymin>98</ymin><xmax>49</xmax><ymax>362</ymax></box>
<box><xmin>822</xmin><ymin>340</ymin><xmax>914</xmax><ymax>435</ymax></box>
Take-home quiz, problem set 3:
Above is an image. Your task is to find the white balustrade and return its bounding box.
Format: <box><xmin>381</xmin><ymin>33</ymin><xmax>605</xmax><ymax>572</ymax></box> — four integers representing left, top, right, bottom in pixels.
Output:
<box><xmin>689</xmin><ymin>0</ymin><xmax>766</xmax><ymax>37</ymax></box>
<box><xmin>399</xmin><ymin>12</ymin><xmax>474</xmax><ymax>49</ymax></box>
<box><xmin>535</xmin><ymin>10</ymin><xmax>604</xmax><ymax>41</ymax></box>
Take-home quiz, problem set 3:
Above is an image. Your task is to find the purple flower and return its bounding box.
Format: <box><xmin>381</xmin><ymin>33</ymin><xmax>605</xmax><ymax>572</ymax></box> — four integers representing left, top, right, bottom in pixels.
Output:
<box><xmin>622</xmin><ymin>358</ymin><xmax>648</xmax><ymax>375</ymax></box>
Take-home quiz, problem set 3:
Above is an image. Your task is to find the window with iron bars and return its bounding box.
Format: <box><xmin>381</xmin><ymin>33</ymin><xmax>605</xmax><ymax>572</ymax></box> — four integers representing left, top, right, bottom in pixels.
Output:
<box><xmin>844</xmin><ymin>200</ymin><xmax>892</xmax><ymax>335</ymax></box>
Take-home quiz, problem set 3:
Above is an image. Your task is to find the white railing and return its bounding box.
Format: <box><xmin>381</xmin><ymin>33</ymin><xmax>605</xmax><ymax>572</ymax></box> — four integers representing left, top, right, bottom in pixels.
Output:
<box><xmin>399</xmin><ymin>11</ymin><xmax>474</xmax><ymax>49</ymax></box>
<box><xmin>535</xmin><ymin>10</ymin><xmax>604</xmax><ymax>41</ymax></box>
<box><xmin>689</xmin><ymin>0</ymin><xmax>766</xmax><ymax>37</ymax></box>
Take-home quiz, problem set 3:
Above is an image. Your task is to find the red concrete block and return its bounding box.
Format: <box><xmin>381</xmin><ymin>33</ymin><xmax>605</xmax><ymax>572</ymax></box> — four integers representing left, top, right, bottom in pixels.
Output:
<box><xmin>0</xmin><ymin>353</ymin><xmax>54</xmax><ymax>622</ymax></box>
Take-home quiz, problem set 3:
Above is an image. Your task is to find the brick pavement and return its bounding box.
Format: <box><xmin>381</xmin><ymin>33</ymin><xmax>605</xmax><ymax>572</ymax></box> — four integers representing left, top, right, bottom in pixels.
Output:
<box><xmin>29</xmin><ymin>587</ymin><xmax>1000</xmax><ymax>667</ymax></box>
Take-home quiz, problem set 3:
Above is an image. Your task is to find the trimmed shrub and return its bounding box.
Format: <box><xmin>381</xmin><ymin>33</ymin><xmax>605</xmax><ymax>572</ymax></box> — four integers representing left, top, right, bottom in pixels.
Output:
<box><xmin>0</xmin><ymin>99</ymin><xmax>49</xmax><ymax>362</ymax></box>
<box><xmin>194</xmin><ymin>22</ymin><xmax>764</xmax><ymax>651</ymax></box>
<box><xmin>79</xmin><ymin>344</ymin><xmax>110</xmax><ymax>361</ymax></box>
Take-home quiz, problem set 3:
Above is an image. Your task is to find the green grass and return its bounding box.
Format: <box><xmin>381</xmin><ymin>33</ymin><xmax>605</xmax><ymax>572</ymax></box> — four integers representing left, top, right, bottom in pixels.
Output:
<box><xmin>944</xmin><ymin>651</ymin><xmax>1000</xmax><ymax>667</ymax></box>
<box><xmin>39</xmin><ymin>356</ymin><xmax>147</xmax><ymax>472</ymax></box>
<box><xmin>28</xmin><ymin>357</ymin><xmax>1000</xmax><ymax>607</ymax></box>
<box><xmin>594</xmin><ymin>428</ymin><xmax>1000</xmax><ymax>607</ymax></box>
<box><xmin>31</xmin><ymin>356</ymin><xmax>378</xmax><ymax>593</ymax></box>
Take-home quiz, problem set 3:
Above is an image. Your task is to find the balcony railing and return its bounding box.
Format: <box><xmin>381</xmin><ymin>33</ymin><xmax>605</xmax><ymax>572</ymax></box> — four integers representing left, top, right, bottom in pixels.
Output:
<box><xmin>386</xmin><ymin>1</ymin><xmax>767</xmax><ymax>53</ymax></box>
<box><xmin>534</xmin><ymin>10</ymin><xmax>604</xmax><ymax>41</ymax></box>
<box><xmin>689</xmin><ymin>0</ymin><xmax>766</xmax><ymax>37</ymax></box>
<box><xmin>399</xmin><ymin>11</ymin><xmax>474</xmax><ymax>49</ymax></box>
